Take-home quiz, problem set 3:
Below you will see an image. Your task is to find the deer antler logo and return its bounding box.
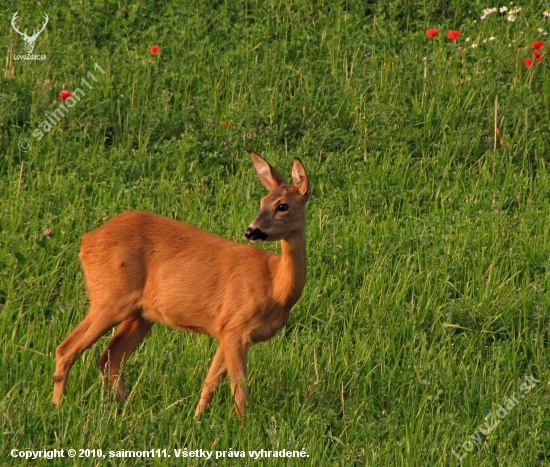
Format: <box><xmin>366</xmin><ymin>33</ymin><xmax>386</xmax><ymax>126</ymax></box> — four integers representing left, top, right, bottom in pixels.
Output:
<box><xmin>11</xmin><ymin>11</ymin><xmax>49</xmax><ymax>54</ymax></box>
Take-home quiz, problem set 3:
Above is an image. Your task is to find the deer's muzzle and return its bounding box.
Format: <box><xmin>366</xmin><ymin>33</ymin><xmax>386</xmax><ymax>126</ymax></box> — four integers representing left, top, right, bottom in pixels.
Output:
<box><xmin>245</xmin><ymin>227</ymin><xmax>267</xmax><ymax>243</ymax></box>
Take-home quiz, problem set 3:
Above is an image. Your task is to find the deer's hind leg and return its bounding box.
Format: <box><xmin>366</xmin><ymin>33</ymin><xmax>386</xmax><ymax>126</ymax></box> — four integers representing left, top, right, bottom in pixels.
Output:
<box><xmin>53</xmin><ymin>302</ymin><xmax>130</xmax><ymax>405</ymax></box>
<box><xmin>98</xmin><ymin>315</ymin><xmax>153</xmax><ymax>402</ymax></box>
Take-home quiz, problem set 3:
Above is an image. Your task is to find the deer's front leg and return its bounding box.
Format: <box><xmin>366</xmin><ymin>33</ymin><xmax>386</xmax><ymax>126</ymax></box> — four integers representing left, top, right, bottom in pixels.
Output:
<box><xmin>194</xmin><ymin>345</ymin><xmax>227</xmax><ymax>419</ymax></box>
<box><xmin>222</xmin><ymin>336</ymin><xmax>249</xmax><ymax>426</ymax></box>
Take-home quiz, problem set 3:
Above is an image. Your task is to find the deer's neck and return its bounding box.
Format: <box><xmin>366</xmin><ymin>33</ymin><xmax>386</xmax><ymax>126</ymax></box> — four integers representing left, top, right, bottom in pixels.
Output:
<box><xmin>272</xmin><ymin>233</ymin><xmax>307</xmax><ymax>308</ymax></box>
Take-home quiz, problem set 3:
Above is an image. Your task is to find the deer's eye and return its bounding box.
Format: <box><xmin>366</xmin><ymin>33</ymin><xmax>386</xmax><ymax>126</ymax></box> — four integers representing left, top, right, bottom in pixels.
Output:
<box><xmin>277</xmin><ymin>203</ymin><xmax>289</xmax><ymax>212</ymax></box>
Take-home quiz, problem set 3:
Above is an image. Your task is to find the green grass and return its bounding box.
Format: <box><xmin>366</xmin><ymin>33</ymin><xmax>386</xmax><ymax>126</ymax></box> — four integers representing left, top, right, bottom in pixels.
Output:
<box><xmin>1</xmin><ymin>0</ymin><xmax>550</xmax><ymax>465</ymax></box>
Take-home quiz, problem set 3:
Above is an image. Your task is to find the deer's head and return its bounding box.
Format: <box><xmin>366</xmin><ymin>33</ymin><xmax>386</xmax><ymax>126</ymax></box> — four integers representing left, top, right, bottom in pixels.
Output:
<box><xmin>245</xmin><ymin>151</ymin><xmax>311</xmax><ymax>243</ymax></box>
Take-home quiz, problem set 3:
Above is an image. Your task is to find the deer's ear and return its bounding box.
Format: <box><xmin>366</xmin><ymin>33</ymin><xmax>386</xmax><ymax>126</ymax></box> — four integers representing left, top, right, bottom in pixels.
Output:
<box><xmin>291</xmin><ymin>158</ymin><xmax>311</xmax><ymax>197</ymax></box>
<box><xmin>249</xmin><ymin>151</ymin><xmax>287</xmax><ymax>190</ymax></box>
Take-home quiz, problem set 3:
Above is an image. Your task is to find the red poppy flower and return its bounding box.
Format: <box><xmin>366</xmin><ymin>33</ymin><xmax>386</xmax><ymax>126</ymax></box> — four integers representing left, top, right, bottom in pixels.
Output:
<box><xmin>221</xmin><ymin>121</ymin><xmax>227</xmax><ymax>127</ymax></box>
<box><xmin>534</xmin><ymin>51</ymin><xmax>543</xmax><ymax>63</ymax></box>
<box><xmin>59</xmin><ymin>90</ymin><xmax>72</xmax><ymax>100</ymax></box>
<box><xmin>524</xmin><ymin>58</ymin><xmax>534</xmax><ymax>68</ymax></box>
<box><xmin>446</xmin><ymin>30</ymin><xmax>461</xmax><ymax>41</ymax></box>
<box><xmin>426</xmin><ymin>29</ymin><xmax>439</xmax><ymax>38</ymax></box>
<box><xmin>150</xmin><ymin>45</ymin><xmax>160</xmax><ymax>54</ymax></box>
<box><xmin>531</xmin><ymin>41</ymin><xmax>544</xmax><ymax>51</ymax></box>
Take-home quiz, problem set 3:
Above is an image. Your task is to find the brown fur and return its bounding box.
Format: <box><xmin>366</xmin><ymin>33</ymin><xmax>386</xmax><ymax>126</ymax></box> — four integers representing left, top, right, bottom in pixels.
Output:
<box><xmin>52</xmin><ymin>151</ymin><xmax>311</xmax><ymax>425</ymax></box>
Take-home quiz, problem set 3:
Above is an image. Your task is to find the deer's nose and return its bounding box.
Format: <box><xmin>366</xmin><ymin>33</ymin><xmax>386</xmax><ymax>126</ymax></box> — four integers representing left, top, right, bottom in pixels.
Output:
<box><xmin>245</xmin><ymin>227</ymin><xmax>267</xmax><ymax>241</ymax></box>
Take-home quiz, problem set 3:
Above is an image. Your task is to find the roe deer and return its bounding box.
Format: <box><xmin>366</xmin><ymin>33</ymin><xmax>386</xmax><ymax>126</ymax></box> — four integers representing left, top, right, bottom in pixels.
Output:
<box><xmin>52</xmin><ymin>151</ymin><xmax>311</xmax><ymax>424</ymax></box>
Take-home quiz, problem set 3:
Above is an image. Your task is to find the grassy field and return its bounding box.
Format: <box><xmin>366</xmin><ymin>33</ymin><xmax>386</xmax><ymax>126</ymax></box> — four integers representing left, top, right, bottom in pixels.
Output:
<box><xmin>1</xmin><ymin>0</ymin><xmax>550</xmax><ymax>465</ymax></box>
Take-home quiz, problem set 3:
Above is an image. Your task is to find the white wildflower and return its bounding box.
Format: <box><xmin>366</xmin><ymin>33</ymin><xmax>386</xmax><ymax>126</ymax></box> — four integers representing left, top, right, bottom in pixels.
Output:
<box><xmin>465</xmin><ymin>37</ymin><xmax>470</xmax><ymax>42</ymax></box>
<box><xmin>499</xmin><ymin>7</ymin><xmax>508</xmax><ymax>14</ymax></box>
<box><xmin>507</xmin><ymin>14</ymin><xmax>516</xmax><ymax>22</ymax></box>
<box><xmin>471</xmin><ymin>43</ymin><xmax>478</xmax><ymax>48</ymax></box>
<box><xmin>481</xmin><ymin>7</ymin><xmax>497</xmax><ymax>20</ymax></box>
<box><xmin>543</xmin><ymin>10</ymin><xmax>550</xmax><ymax>18</ymax></box>
<box><xmin>489</xmin><ymin>36</ymin><xmax>496</xmax><ymax>41</ymax></box>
